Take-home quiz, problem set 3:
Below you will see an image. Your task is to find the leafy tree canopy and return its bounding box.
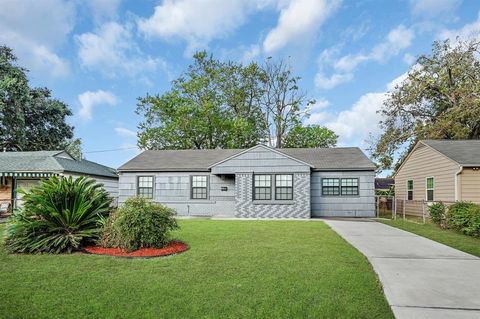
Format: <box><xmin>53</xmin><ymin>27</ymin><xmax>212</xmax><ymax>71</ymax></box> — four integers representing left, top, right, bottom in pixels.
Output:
<box><xmin>137</xmin><ymin>52</ymin><xmax>320</xmax><ymax>150</ymax></box>
<box><xmin>137</xmin><ymin>52</ymin><xmax>265</xmax><ymax>150</ymax></box>
<box><xmin>0</xmin><ymin>45</ymin><xmax>79</xmax><ymax>154</ymax></box>
<box><xmin>284</xmin><ymin>125</ymin><xmax>337</xmax><ymax>148</ymax></box>
<box><xmin>371</xmin><ymin>39</ymin><xmax>480</xmax><ymax>170</ymax></box>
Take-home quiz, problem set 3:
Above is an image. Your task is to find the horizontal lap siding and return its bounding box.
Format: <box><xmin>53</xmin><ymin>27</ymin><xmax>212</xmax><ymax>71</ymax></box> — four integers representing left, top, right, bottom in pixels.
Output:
<box><xmin>118</xmin><ymin>172</ymin><xmax>235</xmax><ymax>217</ymax></box>
<box><xmin>395</xmin><ymin>144</ymin><xmax>458</xmax><ymax>214</ymax></box>
<box><xmin>311</xmin><ymin>171</ymin><xmax>375</xmax><ymax>217</ymax></box>
<box><xmin>65</xmin><ymin>173</ymin><xmax>119</xmax><ymax>205</ymax></box>
<box><xmin>460</xmin><ymin>168</ymin><xmax>480</xmax><ymax>203</ymax></box>
<box><xmin>211</xmin><ymin>148</ymin><xmax>310</xmax><ymax>174</ymax></box>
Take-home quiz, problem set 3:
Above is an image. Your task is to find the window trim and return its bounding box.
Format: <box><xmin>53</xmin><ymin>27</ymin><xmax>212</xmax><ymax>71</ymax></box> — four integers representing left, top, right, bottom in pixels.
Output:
<box><xmin>274</xmin><ymin>174</ymin><xmax>294</xmax><ymax>200</ymax></box>
<box><xmin>190</xmin><ymin>175</ymin><xmax>209</xmax><ymax>200</ymax></box>
<box><xmin>321</xmin><ymin>178</ymin><xmax>359</xmax><ymax>197</ymax></box>
<box><xmin>321</xmin><ymin>178</ymin><xmax>340</xmax><ymax>196</ymax></box>
<box><xmin>253</xmin><ymin>174</ymin><xmax>272</xmax><ymax>200</ymax></box>
<box><xmin>407</xmin><ymin>179</ymin><xmax>413</xmax><ymax>201</ymax></box>
<box><xmin>137</xmin><ymin>175</ymin><xmax>154</xmax><ymax>199</ymax></box>
<box><xmin>426</xmin><ymin>177</ymin><xmax>434</xmax><ymax>202</ymax></box>
<box><xmin>340</xmin><ymin>178</ymin><xmax>359</xmax><ymax>196</ymax></box>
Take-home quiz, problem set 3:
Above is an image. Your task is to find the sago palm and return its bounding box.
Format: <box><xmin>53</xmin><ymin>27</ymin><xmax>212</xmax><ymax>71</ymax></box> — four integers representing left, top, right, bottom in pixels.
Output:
<box><xmin>5</xmin><ymin>176</ymin><xmax>113</xmax><ymax>253</ymax></box>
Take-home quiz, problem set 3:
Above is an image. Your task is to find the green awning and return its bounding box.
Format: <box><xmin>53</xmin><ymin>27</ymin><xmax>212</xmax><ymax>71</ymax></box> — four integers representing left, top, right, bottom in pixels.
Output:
<box><xmin>0</xmin><ymin>172</ymin><xmax>59</xmax><ymax>178</ymax></box>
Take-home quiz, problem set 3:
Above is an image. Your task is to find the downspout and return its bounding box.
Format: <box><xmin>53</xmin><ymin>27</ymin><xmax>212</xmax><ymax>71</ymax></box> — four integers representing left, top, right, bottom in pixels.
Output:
<box><xmin>454</xmin><ymin>165</ymin><xmax>463</xmax><ymax>202</ymax></box>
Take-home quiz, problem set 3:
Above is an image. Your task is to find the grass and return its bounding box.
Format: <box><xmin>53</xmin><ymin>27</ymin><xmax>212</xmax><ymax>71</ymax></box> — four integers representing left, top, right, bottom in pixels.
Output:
<box><xmin>0</xmin><ymin>220</ymin><xmax>393</xmax><ymax>319</ymax></box>
<box><xmin>379</xmin><ymin>219</ymin><xmax>480</xmax><ymax>257</ymax></box>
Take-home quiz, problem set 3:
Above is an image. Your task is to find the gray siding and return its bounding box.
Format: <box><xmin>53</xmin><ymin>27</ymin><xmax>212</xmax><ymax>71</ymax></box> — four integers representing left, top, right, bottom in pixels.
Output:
<box><xmin>65</xmin><ymin>173</ymin><xmax>118</xmax><ymax>202</ymax></box>
<box><xmin>235</xmin><ymin>172</ymin><xmax>310</xmax><ymax>218</ymax></box>
<box><xmin>211</xmin><ymin>146</ymin><xmax>311</xmax><ymax>174</ymax></box>
<box><xmin>311</xmin><ymin>171</ymin><xmax>375</xmax><ymax>217</ymax></box>
<box><xmin>118</xmin><ymin>172</ymin><xmax>236</xmax><ymax>217</ymax></box>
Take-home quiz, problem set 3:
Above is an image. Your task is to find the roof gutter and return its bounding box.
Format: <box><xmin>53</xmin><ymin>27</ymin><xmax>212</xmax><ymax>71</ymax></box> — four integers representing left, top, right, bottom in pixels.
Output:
<box><xmin>454</xmin><ymin>165</ymin><xmax>463</xmax><ymax>201</ymax></box>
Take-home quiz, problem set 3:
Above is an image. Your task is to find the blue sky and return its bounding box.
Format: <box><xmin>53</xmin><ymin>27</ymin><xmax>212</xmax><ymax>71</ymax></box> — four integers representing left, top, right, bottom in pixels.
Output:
<box><xmin>1</xmin><ymin>0</ymin><xmax>479</xmax><ymax>169</ymax></box>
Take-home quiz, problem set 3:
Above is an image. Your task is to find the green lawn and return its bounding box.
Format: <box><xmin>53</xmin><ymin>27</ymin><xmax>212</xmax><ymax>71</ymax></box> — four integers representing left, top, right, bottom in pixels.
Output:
<box><xmin>379</xmin><ymin>219</ymin><xmax>480</xmax><ymax>257</ymax></box>
<box><xmin>0</xmin><ymin>220</ymin><xmax>393</xmax><ymax>319</ymax></box>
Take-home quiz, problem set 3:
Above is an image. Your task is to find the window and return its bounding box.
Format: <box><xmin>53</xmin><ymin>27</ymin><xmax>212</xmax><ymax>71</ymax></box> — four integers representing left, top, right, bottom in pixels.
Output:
<box><xmin>426</xmin><ymin>177</ymin><xmax>434</xmax><ymax>201</ymax></box>
<box><xmin>322</xmin><ymin>178</ymin><xmax>340</xmax><ymax>195</ymax></box>
<box><xmin>137</xmin><ymin>176</ymin><xmax>154</xmax><ymax>199</ymax></box>
<box><xmin>407</xmin><ymin>180</ymin><xmax>413</xmax><ymax>200</ymax></box>
<box><xmin>253</xmin><ymin>174</ymin><xmax>271</xmax><ymax>200</ymax></box>
<box><xmin>191</xmin><ymin>175</ymin><xmax>208</xmax><ymax>199</ymax></box>
<box><xmin>275</xmin><ymin>174</ymin><xmax>293</xmax><ymax>200</ymax></box>
<box><xmin>341</xmin><ymin>178</ymin><xmax>359</xmax><ymax>196</ymax></box>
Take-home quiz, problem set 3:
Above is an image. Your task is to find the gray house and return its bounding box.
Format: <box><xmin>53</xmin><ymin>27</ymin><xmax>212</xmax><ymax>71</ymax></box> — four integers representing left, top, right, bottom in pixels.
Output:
<box><xmin>118</xmin><ymin>145</ymin><xmax>376</xmax><ymax>218</ymax></box>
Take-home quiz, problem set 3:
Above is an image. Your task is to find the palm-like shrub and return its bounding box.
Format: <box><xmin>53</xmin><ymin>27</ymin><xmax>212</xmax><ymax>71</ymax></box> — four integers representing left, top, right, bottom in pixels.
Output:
<box><xmin>5</xmin><ymin>176</ymin><xmax>113</xmax><ymax>253</ymax></box>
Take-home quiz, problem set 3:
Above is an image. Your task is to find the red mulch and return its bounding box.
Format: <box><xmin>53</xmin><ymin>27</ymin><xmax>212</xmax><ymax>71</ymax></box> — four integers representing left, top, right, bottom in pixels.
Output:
<box><xmin>83</xmin><ymin>241</ymin><xmax>188</xmax><ymax>258</ymax></box>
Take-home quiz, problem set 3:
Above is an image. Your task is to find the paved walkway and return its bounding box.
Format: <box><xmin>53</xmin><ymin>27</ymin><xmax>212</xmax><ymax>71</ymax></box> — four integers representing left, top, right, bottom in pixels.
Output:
<box><xmin>324</xmin><ymin>219</ymin><xmax>480</xmax><ymax>319</ymax></box>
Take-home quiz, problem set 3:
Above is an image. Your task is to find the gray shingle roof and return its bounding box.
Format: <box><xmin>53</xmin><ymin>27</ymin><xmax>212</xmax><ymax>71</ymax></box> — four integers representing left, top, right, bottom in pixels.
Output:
<box><xmin>118</xmin><ymin>146</ymin><xmax>376</xmax><ymax>172</ymax></box>
<box><xmin>0</xmin><ymin>151</ymin><xmax>117</xmax><ymax>178</ymax></box>
<box><xmin>422</xmin><ymin>140</ymin><xmax>480</xmax><ymax>166</ymax></box>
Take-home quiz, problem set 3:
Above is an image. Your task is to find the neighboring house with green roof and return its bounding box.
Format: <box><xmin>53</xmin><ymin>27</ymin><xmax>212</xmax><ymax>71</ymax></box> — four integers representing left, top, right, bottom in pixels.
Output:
<box><xmin>0</xmin><ymin>150</ymin><xmax>118</xmax><ymax>211</ymax></box>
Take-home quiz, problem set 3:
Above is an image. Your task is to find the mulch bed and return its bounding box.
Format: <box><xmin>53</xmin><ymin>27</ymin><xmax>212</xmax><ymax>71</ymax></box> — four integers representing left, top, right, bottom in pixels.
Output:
<box><xmin>83</xmin><ymin>240</ymin><xmax>188</xmax><ymax>258</ymax></box>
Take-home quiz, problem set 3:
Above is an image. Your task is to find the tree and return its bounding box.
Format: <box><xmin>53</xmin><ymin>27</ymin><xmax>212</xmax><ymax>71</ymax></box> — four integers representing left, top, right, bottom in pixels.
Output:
<box><xmin>0</xmin><ymin>46</ymin><xmax>78</xmax><ymax>152</ymax></box>
<box><xmin>136</xmin><ymin>53</ymin><xmax>322</xmax><ymax>150</ymax></box>
<box><xmin>260</xmin><ymin>58</ymin><xmax>312</xmax><ymax>148</ymax></box>
<box><xmin>283</xmin><ymin>125</ymin><xmax>338</xmax><ymax>148</ymax></box>
<box><xmin>136</xmin><ymin>52</ymin><xmax>265</xmax><ymax>150</ymax></box>
<box><xmin>371</xmin><ymin>39</ymin><xmax>480</xmax><ymax>170</ymax></box>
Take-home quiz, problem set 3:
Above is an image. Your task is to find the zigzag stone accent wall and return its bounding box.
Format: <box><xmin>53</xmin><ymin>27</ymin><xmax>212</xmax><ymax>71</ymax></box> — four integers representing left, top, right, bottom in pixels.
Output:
<box><xmin>235</xmin><ymin>173</ymin><xmax>311</xmax><ymax>218</ymax></box>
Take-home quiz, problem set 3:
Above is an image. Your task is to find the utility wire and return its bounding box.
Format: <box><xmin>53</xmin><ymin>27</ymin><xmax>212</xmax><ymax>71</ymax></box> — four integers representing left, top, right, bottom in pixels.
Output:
<box><xmin>84</xmin><ymin>147</ymin><xmax>138</xmax><ymax>154</ymax></box>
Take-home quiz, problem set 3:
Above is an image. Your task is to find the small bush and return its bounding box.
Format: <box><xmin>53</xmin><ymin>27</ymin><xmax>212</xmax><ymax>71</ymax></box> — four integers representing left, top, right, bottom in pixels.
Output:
<box><xmin>100</xmin><ymin>197</ymin><xmax>179</xmax><ymax>252</ymax></box>
<box><xmin>447</xmin><ymin>202</ymin><xmax>480</xmax><ymax>237</ymax></box>
<box><xmin>428</xmin><ymin>202</ymin><xmax>446</xmax><ymax>225</ymax></box>
<box><xmin>5</xmin><ymin>176</ymin><xmax>113</xmax><ymax>253</ymax></box>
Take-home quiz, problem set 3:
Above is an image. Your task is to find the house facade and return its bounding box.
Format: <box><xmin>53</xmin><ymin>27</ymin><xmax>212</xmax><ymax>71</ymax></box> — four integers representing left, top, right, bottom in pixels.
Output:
<box><xmin>0</xmin><ymin>151</ymin><xmax>118</xmax><ymax>210</ymax></box>
<box><xmin>118</xmin><ymin>145</ymin><xmax>376</xmax><ymax>218</ymax></box>
<box><xmin>395</xmin><ymin>140</ymin><xmax>480</xmax><ymax>214</ymax></box>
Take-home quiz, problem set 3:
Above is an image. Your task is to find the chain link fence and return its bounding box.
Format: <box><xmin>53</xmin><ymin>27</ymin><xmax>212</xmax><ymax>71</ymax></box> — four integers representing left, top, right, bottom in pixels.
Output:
<box><xmin>376</xmin><ymin>196</ymin><xmax>456</xmax><ymax>223</ymax></box>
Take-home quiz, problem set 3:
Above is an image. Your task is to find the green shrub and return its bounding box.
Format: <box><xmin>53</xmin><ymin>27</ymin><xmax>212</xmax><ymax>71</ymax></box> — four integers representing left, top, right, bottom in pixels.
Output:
<box><xmin>100</xmin><ymin>197</ymin><xmax>179</xmax><ymax>252</ymax></box>
<box><xmin>447</xmin><ymin>201</ymin><xmax>480</xmax><ymax>237</ymax></box>
<box><xmin>428</xmin><ymin>202</ymin><xmax>446</xmax><ymax>225</ymax></box>
<box><xmin>5</xmin><ymin>176</ymin><xmax>113</xmax><ymax>253</ymax></box>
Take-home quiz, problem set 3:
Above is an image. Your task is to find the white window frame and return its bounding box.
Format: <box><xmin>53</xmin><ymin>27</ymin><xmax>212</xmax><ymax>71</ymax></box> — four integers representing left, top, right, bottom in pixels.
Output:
<box><xmin>253</xmin><ymin>174</ymin><xmax>272</xmax><ymax>200</ymax></box>
<box><xmin>426</xmin><ymin>177</ymin><xmax>434</xmax><ymax>202</ymax></box>
<box><xmin>137</xmin><ymin>176</ymin><xmax>154</xmax><ymax>199</ymax></box>
<box><xmin>407</xmin><ymin>180</ymin><xmax>413</xmax><ymax>201</ymax></box>
<box><xmin>191</xmin><ymin>175</ymin><xmax>209</xmax><ymax>200</ymax></box>
<box><xmin>274</xmin><ymin>174</ymin><xmax>294</xmax><ymax>200</ymax></box>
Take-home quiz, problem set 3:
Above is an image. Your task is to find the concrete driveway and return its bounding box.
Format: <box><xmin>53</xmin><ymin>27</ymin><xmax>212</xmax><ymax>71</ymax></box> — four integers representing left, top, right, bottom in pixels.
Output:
<box><xmin>324</xmin><ymin>219</ymin><xmax>480</xmax><ymax>319</ymax></box>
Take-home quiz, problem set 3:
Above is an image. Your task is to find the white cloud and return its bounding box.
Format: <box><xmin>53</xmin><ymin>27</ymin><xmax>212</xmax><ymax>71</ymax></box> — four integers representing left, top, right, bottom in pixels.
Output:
<box><xmin>76</xmin><ymin>21</ymin><xmax>166</xmax><ymax>78</ymax></box>
<box><xmin>138</xmin><ymin>0</ymin><xmax>270</xmax><ymax>54</ymax></box>
<box><xmin>315</xmin><ymin>25</ymin><xmax>414</xmax><ymax>90</ymax></box>
<box><xmin>78</xmin><ymin>90</ymin><xmax>118</xmax><ymax>121</ymax></box>
<box><xmin>86</xmin><ymin>0</ymin><xmax>121</xmax><ymax>23</ymax></box>
<box><xmin>439</xmin><ymin>13</ymin><xmax>480</xmax><ymax>42</ymax></box>
<box><xmin>308</xmin><ymin>98</ymin><xmax>330</xmax><ymax>112</ymax></box>
<box><xmin>115</xmin><ymin>127</ymin><xmax>137</xmax><ymax>138</ymax></box>
<box><xmin>0</xmin><ymin>0</ymin><xmax>74</xmax><ymax>78</ymax></box>
<box><xmin>241</xmin><ymin>44</ymin><xmax>261</xmax><ymax>63</ymax></box>
<box><xmin>410</xmin><ymin>0</ymin><xmax>461</xmax><ymax>18</ymax></box>
<box><xmin>263</xmin><ymin>0</ymin><xmax>341</xmax><ymax>53</ymax></box>
<box><xmin>315</xmin><ymin>72</ymin><xmax>353</xmax><ymax>89</ymax></box>
<box><xmin>403</xmin><ymin>53</ymin><xmax>416</xmax><ymax>65</ymax></box>
<box><xmin>308</xmin><ymin>72</ymin><xmax>409</xmax><ymax>147</ymax></box>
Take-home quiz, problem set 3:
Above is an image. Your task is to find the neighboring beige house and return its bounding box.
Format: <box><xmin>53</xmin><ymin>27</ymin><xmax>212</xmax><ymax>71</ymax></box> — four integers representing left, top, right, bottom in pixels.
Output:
<box><xmin>394</xmin><ymin>140</ymin><xmax>480</xmax><ymax>214</ymax></box>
